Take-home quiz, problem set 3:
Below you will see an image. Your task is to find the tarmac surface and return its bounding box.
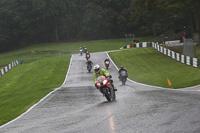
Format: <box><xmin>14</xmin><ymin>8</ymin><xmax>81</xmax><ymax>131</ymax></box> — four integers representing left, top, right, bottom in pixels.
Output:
<box><xmin>0</xmin><ymin>51</ymin><xmax>200</xmax><ymax>133</ymax></box>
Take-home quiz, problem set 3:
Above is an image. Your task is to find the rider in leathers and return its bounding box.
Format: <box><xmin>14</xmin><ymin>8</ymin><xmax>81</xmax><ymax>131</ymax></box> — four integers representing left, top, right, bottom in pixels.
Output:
<box><xmin>93</xmin><ymin>64</ymin><xmax>117</xmax><ymax>91</ymax></box>
<box><xmin>104</xmin><ymin>58</ymin><xmax>110</xmax><ymax>64</ymax></box>
<box><xmin>118</xmin><ymin>66</ymin><xmax>128</xmax><ymax>79</ymax></box>
<box><xmin>86</xmin><ymin>60</ymin><xmax>93</xmax><ymax>70</ymax></box>
<box><xmin>85</xmin><ymin>52</ymin><xmax>90</xmax><ymax>60</ymax></box>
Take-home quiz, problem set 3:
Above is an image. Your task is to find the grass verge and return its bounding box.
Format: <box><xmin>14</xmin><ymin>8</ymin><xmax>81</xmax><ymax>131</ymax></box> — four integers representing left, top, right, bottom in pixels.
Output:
<box><xmin>0</xmin><ymin>37</ymin><xmax>154</xmax><ymax>65</ymax></box>
<box><xmin>109</xmin><ymin>47</ymin><xmax>200</xmax><ymax>88</ymax></box>
<box><xmin>0</xmin><ymin>55</ymin><xmax>70</xmax><ymax>125</ymax></box>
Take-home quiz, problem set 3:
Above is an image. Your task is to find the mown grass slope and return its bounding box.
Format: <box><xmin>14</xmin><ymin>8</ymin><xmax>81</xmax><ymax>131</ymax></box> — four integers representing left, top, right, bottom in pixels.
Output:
<box><xmin>0</xmin><ymin>55</ymin><xmax>70</xmax><ymax>125</ymax></box>
<box><xmin>109</xmin><ymin>47</ymin><xmax>200</xmax><ymax>88</ymax></box>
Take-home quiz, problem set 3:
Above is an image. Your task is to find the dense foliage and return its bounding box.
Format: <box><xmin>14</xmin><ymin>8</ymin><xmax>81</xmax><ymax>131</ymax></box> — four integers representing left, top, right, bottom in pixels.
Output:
<box><xmin>0</xmin><ymin>0</ymin><xmax>199</xmax><ymax>52</ymax></box>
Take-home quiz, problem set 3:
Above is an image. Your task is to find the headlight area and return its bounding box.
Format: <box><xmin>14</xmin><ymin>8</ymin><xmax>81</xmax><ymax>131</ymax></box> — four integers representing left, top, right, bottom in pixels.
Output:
<box><xmin>97</xmin><ymin>83</ymin><xmax>101</xmax><ymax>86</ymax></box>
<box><xmin>103</xmin><ymin>80</ymin><xmax>107</xmax><ymax>85</ymax></box>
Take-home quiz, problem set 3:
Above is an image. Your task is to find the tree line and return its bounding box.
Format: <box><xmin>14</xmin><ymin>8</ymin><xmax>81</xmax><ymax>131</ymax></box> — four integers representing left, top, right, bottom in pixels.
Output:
<box><xmin>0</xmin><ymin>0</ymin><xmax>199</xmax><ymax>52</ymax></box>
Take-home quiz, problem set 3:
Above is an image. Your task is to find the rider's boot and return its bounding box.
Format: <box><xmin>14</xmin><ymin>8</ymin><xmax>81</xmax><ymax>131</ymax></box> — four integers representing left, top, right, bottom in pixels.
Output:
<box><xmin>110</xmin><ymin>80</ymin><xmax>117</xmax><ymax>91</ymax></box>
<box><xmin>112</xmin><ymin>84</ymin><xmax>117</xmax><ymax>91</ymax></box>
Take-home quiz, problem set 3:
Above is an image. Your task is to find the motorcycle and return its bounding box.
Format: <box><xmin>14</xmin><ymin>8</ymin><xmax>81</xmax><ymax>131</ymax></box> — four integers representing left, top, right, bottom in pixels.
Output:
<box><xmin>105</xmin><ymin>61</ymin><xmax>110</xmax><ymax>69</ymax></box>
<box><xmin>119</xmin><ymin>70</ymin><xmax>128</xmax><ymax>85</ymax></box>
<box><xmin>96</xmin><ymin>75</ymin><xmax>116</xmax><ymax>101</ymax></box>
<box><xmin>79</xmin><ymin>49</ymin><xmax>83</xmax><ymax>55</ymax></box>
<box><xmin>87</xmin><ymin>63</ymin><xmax>92</xmax><ymax>72</ymax></box>
<box><xmin>84</xmin><ymin>48</ymin><xmax>87</xmax><ymax>53</ymax></box>
<box><xmin>86</xmin><ymin>54</ymin><xmax>90</xmax><ymax>61</ymax></box>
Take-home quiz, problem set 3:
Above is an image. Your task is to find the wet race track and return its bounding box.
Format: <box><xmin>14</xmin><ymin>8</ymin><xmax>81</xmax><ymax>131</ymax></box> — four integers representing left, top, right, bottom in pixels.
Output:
<box><xmin>1</xmin><ymin>52</ymin><xmax>200</xmax><ymax>133</ymax></box>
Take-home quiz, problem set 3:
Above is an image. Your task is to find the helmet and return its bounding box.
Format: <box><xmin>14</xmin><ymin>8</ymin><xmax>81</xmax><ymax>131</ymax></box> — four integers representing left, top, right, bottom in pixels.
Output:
<box><xmin>120</xmin><ymin>66</ymin><xmax>124</xmax><ymax>69</ymax></box>
<box><xmin>94</xmin><ymin>64</ymin><xmax>100</xmax><ymax>73</ymax></box>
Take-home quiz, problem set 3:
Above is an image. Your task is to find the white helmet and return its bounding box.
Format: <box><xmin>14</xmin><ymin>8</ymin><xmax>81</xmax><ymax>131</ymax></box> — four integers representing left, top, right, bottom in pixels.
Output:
<box><xmin>94</xmin><ymin>64</ymin><xmax>100</xmax><ymax>73</ymax></box>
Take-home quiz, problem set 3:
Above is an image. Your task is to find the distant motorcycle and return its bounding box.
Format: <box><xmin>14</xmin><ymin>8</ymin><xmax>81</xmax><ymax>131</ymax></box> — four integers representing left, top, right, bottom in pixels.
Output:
<box><xmin>104</xmin><ymin>61</ymin><xmax>110</xmax><ymax>69</ymax></box>
<box><xmin>84</xmin><ymin>47</ymin><xmax>87</xmax><ymax>53</ymax></box>
<box><xmin>79</xmin><ymin>49</ymin><xmax>83</xmax><ymax>55</ymax></box>
<box><xmin>96</xmin><ymin>75</ymin><xmax>116</xmax><ymax>101</ymax></box>
<box><xmin>86</xmin><ymin>53</ymin><xmax>90</xmax><ymax>61</ymax></box>
<box><xmin>119</xmin><ymin>70</ymin><xmax>128</xmax><ymax>85</ymax></box>
<box><xmin>87</xmin><ymin>63</ymin><xmax>92</xmax><ymax>72</ymax></box>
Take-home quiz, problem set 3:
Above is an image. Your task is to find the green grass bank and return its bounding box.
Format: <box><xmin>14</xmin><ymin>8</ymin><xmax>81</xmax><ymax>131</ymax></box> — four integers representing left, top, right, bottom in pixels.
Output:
<box><xmin>0</xmin><ymin>55</ymin><xmax>70</xmax><ymax>125</ymax></box>
<box><xmin>109</xmin><ymin>47</ymin><xmax>200</xmax><ymax>88</ymax></box>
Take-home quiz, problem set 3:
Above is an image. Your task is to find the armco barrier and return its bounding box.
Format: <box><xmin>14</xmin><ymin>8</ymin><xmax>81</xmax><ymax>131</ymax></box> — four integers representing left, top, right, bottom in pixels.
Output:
<box><xmin>0</xmin><ymin>60</ymin><xmax>22</xmax><ymax>77</ymax></box>
<box><xmin>122</xmin><ymin>42</ymin><xmax>200</xmax><ymax>68</ymax></box>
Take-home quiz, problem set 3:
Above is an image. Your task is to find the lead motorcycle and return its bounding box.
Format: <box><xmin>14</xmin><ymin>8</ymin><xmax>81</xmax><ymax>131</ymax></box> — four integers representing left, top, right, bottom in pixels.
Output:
<box><xmin>96</xmin><ymin>75</ymin><xmax>116</xmax><ymax>101</ymax></box>
<box><xmin>119</xmin><ymin>70</ymin><xmax>128</xmax><ymax>85</ymax></box>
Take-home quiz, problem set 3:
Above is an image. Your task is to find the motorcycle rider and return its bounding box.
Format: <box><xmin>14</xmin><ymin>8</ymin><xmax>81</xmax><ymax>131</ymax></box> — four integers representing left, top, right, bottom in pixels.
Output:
<box><xmin>93</xmin><ymin>64</ymin><xmax>117</xmax><ymax>91</ymax></box>
<box><xmin>85</xmin><ymin>52</ymin><xmax>90</xmax><ymax>60</ymax></box>
<box><xmin>118</xmin><ymin>66</ymin><xmax>128</xmax><ymax>79</ymax></box>
<box><xmin>86</xmin><ymin>60</ymin><xmax>93</xmax><ymax>69</ymax></box>
<box><xmin>86</xmin><ymin>60</ymin><xmax>93</xmax><ymax>65</ymax></box>
<box><xmin>79</xmin><ymin>47</ymin><xmax>83</xmax><ymax>55</ymax></box>
<box><xmin>83</xmin><ymin>46</ymin><xmax>87</xmax><ymax>53</ymax></box>
<box><xmin>104</xmin><ymin>58</ymin><xmax>110</xmax><ymax>63</ymax></box>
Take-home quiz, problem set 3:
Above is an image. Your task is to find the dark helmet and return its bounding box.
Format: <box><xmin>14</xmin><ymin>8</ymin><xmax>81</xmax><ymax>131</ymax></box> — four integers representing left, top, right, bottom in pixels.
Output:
<box><xmin>120</xmin><ymin>66</ymin><xmax>124</xmax><ymax>69</ymax></box>
<box><xmin>94</xmin><ymin>64</ymin><xmax>100</xmax><ymax>73</ymax></box>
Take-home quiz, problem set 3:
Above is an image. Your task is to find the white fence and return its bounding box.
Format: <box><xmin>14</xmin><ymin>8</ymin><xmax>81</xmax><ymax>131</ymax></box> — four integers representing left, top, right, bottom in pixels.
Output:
<box><xmin>123</xmin><ymin>42</ymin><xmax>200</xmax><ymax>68</ymax></box>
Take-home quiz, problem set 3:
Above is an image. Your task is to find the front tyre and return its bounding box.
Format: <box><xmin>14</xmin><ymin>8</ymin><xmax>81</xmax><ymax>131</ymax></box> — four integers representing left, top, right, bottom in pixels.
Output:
<box><xmin>102</xmin><ymin>89</ymin><xmax>111</xmax><ymax>101</ymax></box>
<box><xmin>122</xmin><ymin>77</ymin><xmax>126</xmax><ymax>85</ymax></box>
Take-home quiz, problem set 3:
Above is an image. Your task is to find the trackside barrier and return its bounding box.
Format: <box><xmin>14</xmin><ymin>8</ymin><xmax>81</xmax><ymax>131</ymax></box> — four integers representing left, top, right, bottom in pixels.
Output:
<box><xmin>0</xmin><ymin>60</ymin><xmax>22</xmax><ymax>77</ymax></box>
<box><xmin>122</xmin><ymin>42</ymin><xmax>152</xmax><ymax>49</ymax></box>
<box><xmin>122</xmin><ymin>42</ymin><xmax>200</xmax><ymax>68</ymax></box>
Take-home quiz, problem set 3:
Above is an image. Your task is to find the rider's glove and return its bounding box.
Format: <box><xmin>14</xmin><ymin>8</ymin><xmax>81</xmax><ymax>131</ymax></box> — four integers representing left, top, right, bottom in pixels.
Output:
<box><xmin>106</xmin><ymin>75</ymin><xmax>112</xmax><ymax>79</ymax></box>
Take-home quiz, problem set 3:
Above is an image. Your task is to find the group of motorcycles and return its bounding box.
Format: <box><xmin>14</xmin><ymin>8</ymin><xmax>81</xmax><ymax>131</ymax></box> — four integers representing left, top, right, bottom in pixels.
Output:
<box><xmin>79</xmin><ymin>47</ymin><xmax>128</xmax><ymax>101</ymax></box>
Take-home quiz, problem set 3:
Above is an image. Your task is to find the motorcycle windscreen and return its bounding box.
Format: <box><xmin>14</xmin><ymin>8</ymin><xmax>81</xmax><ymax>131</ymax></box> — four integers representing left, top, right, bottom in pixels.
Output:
<box><xmin>121</xmin><ymin>70</ymin><xmax>127</xmax><ymax>76</ymax></box>
<box><xmin>105</xmin><ymin>61</ymin><xmax>110</xmax><ymax>64</ymax></box>
<box><xmin>97</xmin><ymin>76</ymin><xmax>105</xmax><ymax>83</ymax></box>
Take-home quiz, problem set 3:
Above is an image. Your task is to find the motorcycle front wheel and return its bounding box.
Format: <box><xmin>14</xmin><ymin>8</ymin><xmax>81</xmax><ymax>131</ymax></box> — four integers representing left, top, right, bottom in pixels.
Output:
<box><xmin>103</xmin><ymin>89</ymin><xmax>111</xmax><ymax>101</ymax></box>
<box><xmin>122</xmin><ymin>77</ymin><xmax>126</xmax><ymax>85</ymax></box>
